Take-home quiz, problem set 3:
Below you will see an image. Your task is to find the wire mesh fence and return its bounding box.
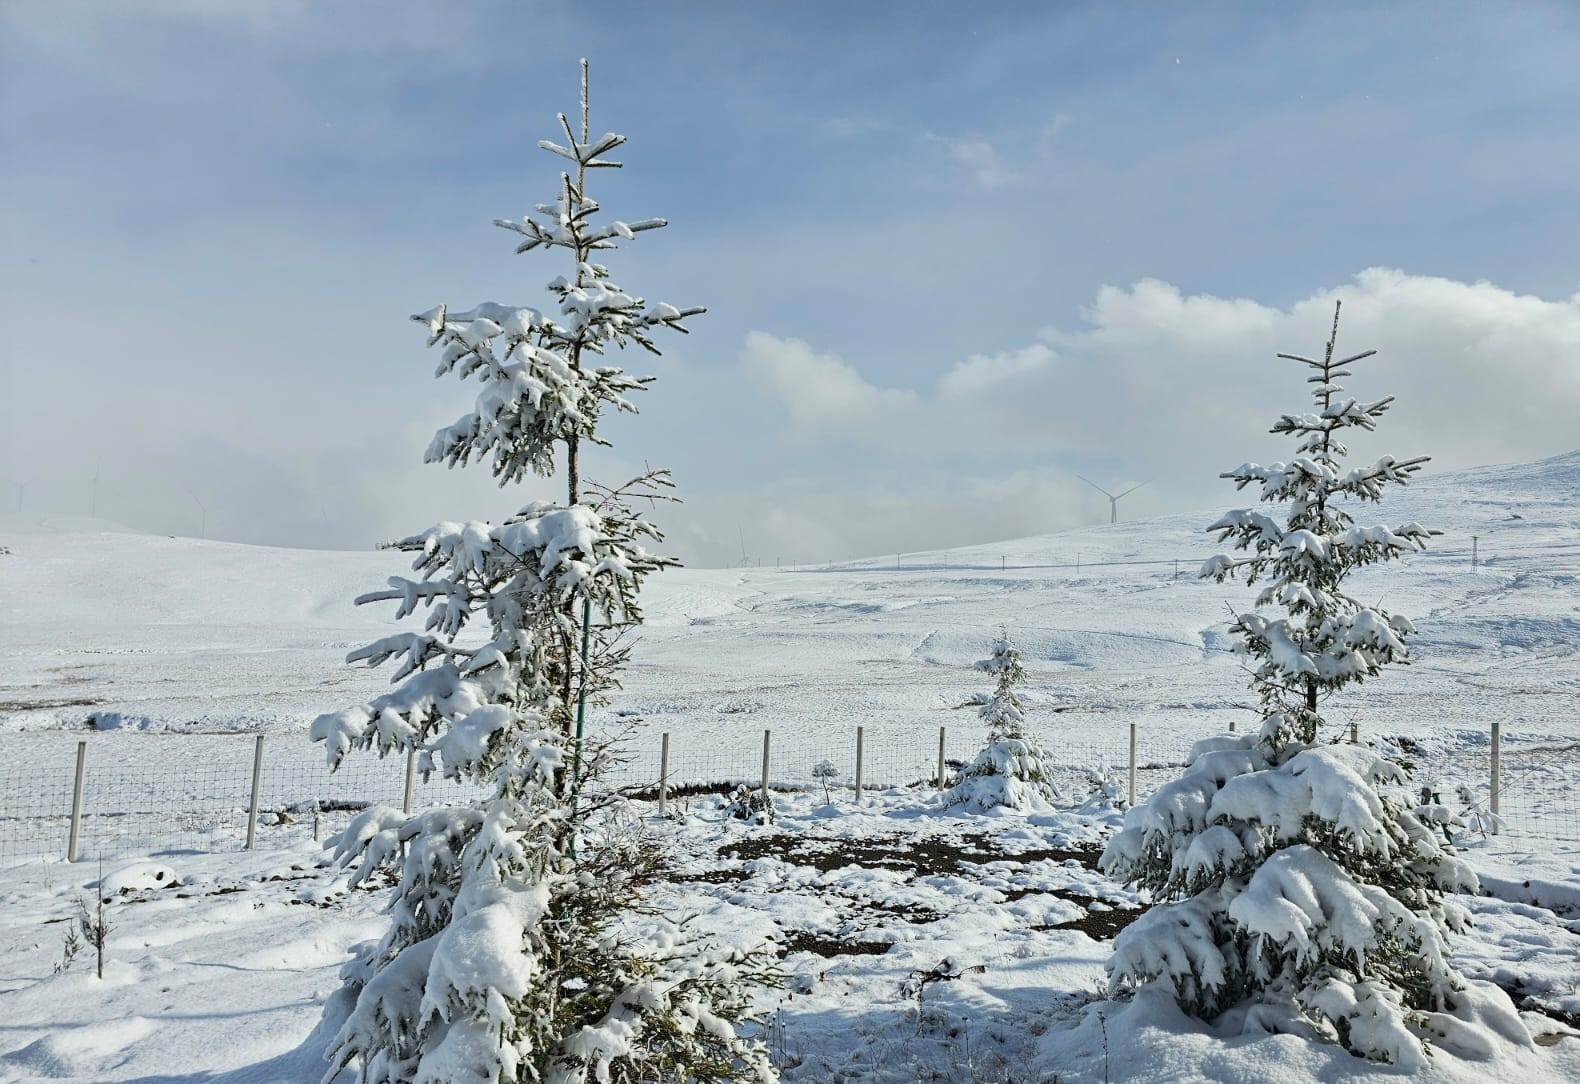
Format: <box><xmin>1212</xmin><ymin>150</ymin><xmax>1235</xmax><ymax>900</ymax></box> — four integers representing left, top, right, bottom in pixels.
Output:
<box><xmin>0</xmin><ymin>735</ymin><xmax>485</xmax><ymax>865</ymax></box>
<box><xmin>1</xmin><ymin>721</ymin><xmax>1575</xmax><ymax>867</ymax></box>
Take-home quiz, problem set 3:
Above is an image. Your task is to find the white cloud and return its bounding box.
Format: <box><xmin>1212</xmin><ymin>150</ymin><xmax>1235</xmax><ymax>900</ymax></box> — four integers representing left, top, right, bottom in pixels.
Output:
<box><xmin>732</xmin><ymin>269</ymin><xmax>1580</xmax><ymax>561</ymax></box>
<box><xmin>938</xmin><ymin>344</ymin><xmax>1056</xmax><ymax>398</ymax></box>
<box><xmin>926</xmin><ymin>132</ymin><xmax>1019</xmax><ymax>189</ymax></box>
<box><xmin>740</xmin><ymin>331</ymin><xmax>922</xmax><ymax>438</ymax></box>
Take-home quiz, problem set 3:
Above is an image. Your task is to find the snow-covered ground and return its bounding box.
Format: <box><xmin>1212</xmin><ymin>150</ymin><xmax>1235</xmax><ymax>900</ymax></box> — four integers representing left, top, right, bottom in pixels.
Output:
<box><xmin>0</xmin><ymin>451</ymin><xmax>1577</xmax><ymax>1081</ymax></box>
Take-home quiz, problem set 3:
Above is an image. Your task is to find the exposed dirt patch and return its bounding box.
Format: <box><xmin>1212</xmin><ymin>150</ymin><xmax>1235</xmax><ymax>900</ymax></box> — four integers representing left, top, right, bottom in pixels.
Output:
<box><xmin>778</xmin><ymin>931</ymin><xmax>891</xmax><ymax>959</ymax></box>
<box><xmin>1495</xmin><ymin>984</ymin><xmax>1580</xmax><ymax>1039</ymax></box>
<box><xmin>674</xmin><ymin>867</ymin><xmax>749</xmax><ymax>886</ymax></box>
<box><xmin>990</xmin><ymin>843</ymin><xmax>1105</xmax><ymax>867</ymax></box>
<box><xmin>701</xmin><ymin>828</ymin><xmax>1134</xmax><ymax>955</ymax></box>
<box><xmin>0</xmin><ymin>696</ymin><xmax>103</xmax><ymax>712</ymax></box>
<box><xmin>625</xmin><ymin>780</ymin><xmax>743</xmax><ymax>802</ymax></box>
<box><xmin>720</xmin><ymin>829</ymin><xmax>1099</xmax><ymax>878</ymax></box>
<box><xmin>867</xmin><ymin>899</ymin><xmax>947</xmax><ymax>925</ymax></box>
<box><xmin>1033</xmin><ymin>899</ymin><xmax>1145</xmax><ymax>941</ymax></box>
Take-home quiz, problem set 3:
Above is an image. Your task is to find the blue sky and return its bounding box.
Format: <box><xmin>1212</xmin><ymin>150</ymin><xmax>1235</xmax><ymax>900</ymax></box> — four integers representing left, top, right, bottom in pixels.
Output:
<box><xmin>4</xmin><ymin>2</ymin><xmax>1578</xmax><ymax>565</ymax></box>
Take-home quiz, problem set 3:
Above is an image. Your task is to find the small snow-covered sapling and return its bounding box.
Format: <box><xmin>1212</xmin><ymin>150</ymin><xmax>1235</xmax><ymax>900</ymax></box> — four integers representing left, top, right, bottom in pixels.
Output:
<box><xmin>944</xmin><ymin>630</ymin><xmax>1060</xmax><ymax>812</ymax></box>
<box><xmin>811</xmin><ymin>758</ymin><xmax>840</xmax><ymax>805</ymax></box>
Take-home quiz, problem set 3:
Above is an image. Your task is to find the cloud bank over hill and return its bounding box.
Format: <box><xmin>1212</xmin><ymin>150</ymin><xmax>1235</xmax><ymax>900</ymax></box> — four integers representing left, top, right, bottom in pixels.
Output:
<box><xmin>726</xmin><ymin>268</ymin><xmax>1578</xmax><ymax>564</ymax></box>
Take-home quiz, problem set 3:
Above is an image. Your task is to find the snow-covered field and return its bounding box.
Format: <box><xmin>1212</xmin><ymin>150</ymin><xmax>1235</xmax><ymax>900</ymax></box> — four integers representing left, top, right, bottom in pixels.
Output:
<box><xmin>0</xmin><ymin>452</ymin><xmax>1577</xmax><ymax>1081</ymax></box>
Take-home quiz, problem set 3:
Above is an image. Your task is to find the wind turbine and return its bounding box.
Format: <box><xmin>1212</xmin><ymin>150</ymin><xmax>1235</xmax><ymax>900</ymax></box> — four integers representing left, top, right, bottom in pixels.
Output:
<box><xmin>182</xmin><ymin>485</ymin><xmax>208</xmax><ymax>539</ymax></box>
<box><xmin>1078</xmin><ymin>475</ymin><xmax>1146</xmax><ymax>524</ymax></box>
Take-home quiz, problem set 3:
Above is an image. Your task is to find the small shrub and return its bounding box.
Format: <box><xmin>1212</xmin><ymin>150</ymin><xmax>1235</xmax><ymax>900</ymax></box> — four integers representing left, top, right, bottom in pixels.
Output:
<box><xmin>723</xmin><ymin>784</ymin><xmax>776</xmax><ymax>825</ymax></box>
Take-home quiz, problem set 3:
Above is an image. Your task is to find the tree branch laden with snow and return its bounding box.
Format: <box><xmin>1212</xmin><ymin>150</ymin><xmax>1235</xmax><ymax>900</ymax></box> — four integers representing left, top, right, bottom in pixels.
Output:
<box><xmin>1100</xmin><ymin>302</ymin><xmax>1528</xmax><ymax>1066</ymax></box>
<box><xmin>310</xmin><ymin>59</ymin><xmax>773</xmax><ymax>1084</ymax></box>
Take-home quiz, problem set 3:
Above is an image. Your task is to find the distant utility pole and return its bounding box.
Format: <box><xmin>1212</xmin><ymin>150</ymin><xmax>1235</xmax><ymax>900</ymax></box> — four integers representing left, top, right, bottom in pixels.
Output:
<box><xmin>1077</xmin><ymin>475</ymin><xmax>1146</xmax><ymax>524</ymax></box>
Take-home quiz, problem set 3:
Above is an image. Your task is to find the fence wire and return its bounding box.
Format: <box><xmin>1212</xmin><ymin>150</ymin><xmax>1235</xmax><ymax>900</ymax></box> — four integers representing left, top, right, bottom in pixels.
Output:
<box><xmin>1</xmin><ymin>722</ymin><xmax>1575</xmax><ymax>866</ymax></box>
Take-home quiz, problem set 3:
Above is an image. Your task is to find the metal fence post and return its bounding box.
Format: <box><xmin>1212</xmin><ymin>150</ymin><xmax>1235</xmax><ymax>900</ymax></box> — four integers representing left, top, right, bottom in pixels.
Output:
<box><xmin>403</xmin><ymin>747</ymin><xmax>416</xmax><ymax>815</ymax></box>
<box><xmin>67</xmin><ymin>740</ymin><xmax>87</xmax><ymax>862</ymax></box>
<box><xmin>1127</xmin><ymin>723</ymin><xmax>1138</xmax><ymax>808</ymax></box>
<box><xmin>246</xmin><ymin>734</ymin><xmax>265</xmax><ymax>850</ymax></box>
<box><xmin>658</xmin><ymin>732</ymin><xmax>670</xmax><ymax>817</ymax></box>
<box><xmin>936</xmin><ymin>726</ymin><xmax>947</xmax><ymax>790</ymax></box>
<box><xmin>854</xmin><ymin>726</ymin><xmax>865</xmax><ymax>804</ymax></box>
<box><xmin>1490</xmin><ymin>720</ymin><xmax>1502</xmax><ymax>820</ymax></box>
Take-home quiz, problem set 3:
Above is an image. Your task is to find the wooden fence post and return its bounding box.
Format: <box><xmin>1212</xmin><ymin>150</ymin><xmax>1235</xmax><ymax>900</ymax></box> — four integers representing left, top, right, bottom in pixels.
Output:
<box><xmin>854</xmin><ymin>726</ymin><xmax>864</xmax><ymax>804</ymax></box>
<box><xmin>67</xmin><ymin>740</ymin><xmax>87</xmax><ymax>862</ymax></box>
<box><xmin>403</xmin><ymin>747</ymin><xmax>416</xmax><ymax>815</ymax></box>
<box><xmin>245</xmin><ymin>734</ymin><xmax>264</xmax><ymax>850</ymax></box>
<box><xmin>1127</xmin><ymin>723</ymin><xmax>1137</xmax><ymax>808</ymax></box>
<box><xmin>1490</xmin><ymin>720</ymin><xmax>1502</xmax><ymax>821</ymax></box>
<box><xmin>658</xmin><ymin>732</ymin><xmax>670</xmax><ymax>817</ymax></box>
<box><xmin>936</xmin><ymin>726</ymin><xmax>947</xmax><ymax>790</ymax></box>
<box><xmin>761</xmin><ymin>729</ymin><xmax>771</xmax><ymax>806</ymax></box>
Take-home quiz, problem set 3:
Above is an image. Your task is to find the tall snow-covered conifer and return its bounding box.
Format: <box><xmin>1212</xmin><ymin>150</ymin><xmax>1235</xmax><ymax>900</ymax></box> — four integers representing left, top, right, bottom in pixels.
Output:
<box><xmin>310</xmin><ymin>62</ymin><xmax>775</xmax><ymax>1084</ymax></box>
<box><xmin>944</xmin><ymin>630</ymin><xmax>1058</xmax><ymax>812</ymax></box>
<box><xmin>1100</xmin><ymin>304</ymin><xmax>1529</xmax><ymax>1066</ymax></box>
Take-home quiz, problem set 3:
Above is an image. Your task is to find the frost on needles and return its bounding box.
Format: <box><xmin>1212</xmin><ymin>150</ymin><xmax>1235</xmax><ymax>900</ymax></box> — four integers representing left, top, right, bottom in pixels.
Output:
<box><xmin>1099</xmin><ymin>302</ymin><xmax>1530</xmax><ymax>1067</ymax></box>
<box><xmin>309</xmin><ymin>61</ymin><xmax>775</xmax><ymax>1084</ymax></box>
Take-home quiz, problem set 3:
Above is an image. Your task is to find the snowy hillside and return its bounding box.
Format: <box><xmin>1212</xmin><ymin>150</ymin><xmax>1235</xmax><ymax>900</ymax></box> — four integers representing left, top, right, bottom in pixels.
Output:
<box><xmin>4</xmin><ymin>451</ymin><xmax>1576</xmax><ymax>757</ymax></box>
<box><xmin>0</xmin><ymin>452</ymin><xmax>1577</xmax><ymax>1083</ymax></box>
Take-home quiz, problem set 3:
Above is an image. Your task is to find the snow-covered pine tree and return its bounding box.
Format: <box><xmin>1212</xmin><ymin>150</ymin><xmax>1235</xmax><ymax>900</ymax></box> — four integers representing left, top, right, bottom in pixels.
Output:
<box><xmin>943</xmin><ymin>630</ymin><xmax>1059</xmax><ymax>812</ymax></box>
<box><xmin>310</xmin><ymin>61</ymin><xmax>775</xmax><ymax>1084</ymax></box>
<box><xmin>1100</xmin><ymin>303</ymin><xmax>1528</xmax><ymax>1066</ymax></box>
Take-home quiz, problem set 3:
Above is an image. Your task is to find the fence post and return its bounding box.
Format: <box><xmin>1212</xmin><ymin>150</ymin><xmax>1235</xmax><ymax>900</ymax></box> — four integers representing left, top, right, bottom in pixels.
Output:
<box><xmin>246</xmin><ymin>734</ymin><xmax>264</xmax><ymax>850</ymax></box>
<box><xmin>760</xmin><ymin>729</ymin><xmax>771</xmax><ymax>806</ymax></box>
<box><xmin>1349</xmin><ymin>721</ymin><xmax>1358</xmax><ymax>745</ymax></box>
<box><xmin>1228</xmin><ymin>719</ymin><xmax>1236</xmax><ymax>734</ymax></box>
<box><xmin>936</xmin><ymin>726</ymin><xmax>947</xmax><ymax>790</ymax></box>
<box><xmin>1127</xmin><ymin>723</ymin><xmax>1137</xmax><ymax>808</ymax></box>
<box><xmin>403</xmin><ymin>747</ymin><xmax>416</xmax><ymax>815</ymax></box>
<box><xmin>1472</xmin><ymin>535</ymin><xmax>1479</xmax><ymax>569</ymax></box>
<box><xmin>658</xmin><ymin>732</ymin><xmax>670</xmax><ymax>817</ymax></box>
<box><xmin>854</xmin><ymin>726</ymin><xmax>864</xmax><ymax>804</ymax></box>
<box><xmin>1490</xmin><ymin>720</ymin><xmax>1501</xmax><ymax>820</ymax></box>
<box><xmin>67</xmin><ymin>740</ymin><xmax>87</xmax><ymax>862</ymax></box>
